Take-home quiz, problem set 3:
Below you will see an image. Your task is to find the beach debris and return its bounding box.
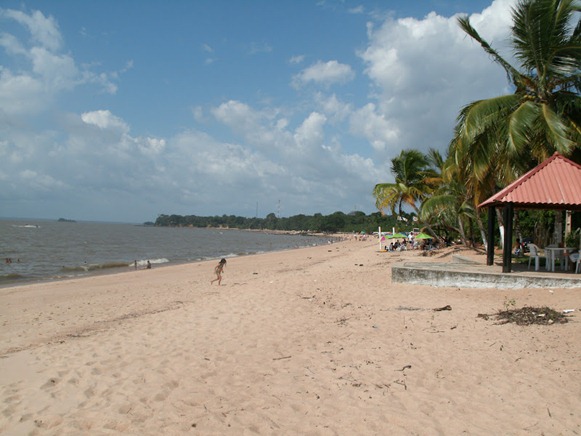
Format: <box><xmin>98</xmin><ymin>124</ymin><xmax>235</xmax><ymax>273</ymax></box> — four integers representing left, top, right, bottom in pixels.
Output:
<box><xmin>433</xmin><ymin>305</ymin><xmax>452</xmax><ymax>311</ymax></box>
<box><xmin>395</xmin><ymin>364</ymin><xmax>412</xmax><ymax>372</ymax></box>
<box><xmin>393</xmin><ymin>379</ymin><xmax>407</xmax><ymax>390</ymax></box>
<box><xmin>272</xmin><ymin>355</ymin><xmax>292</xmax><ymax>361</ymax></box>
<box><xmin>396</xmin><ymin>306</ymin><xmax>422</xmax><ymax>311</ymax></box>
<box><xmin>562</xmin><ymin>309</ymin><xmax>575</xmax><ymax>314</ymax></box>
<box><xmin>481</xmin><ymin>306</ymin><xmax>569</xmax><ymax>326</ymax></box>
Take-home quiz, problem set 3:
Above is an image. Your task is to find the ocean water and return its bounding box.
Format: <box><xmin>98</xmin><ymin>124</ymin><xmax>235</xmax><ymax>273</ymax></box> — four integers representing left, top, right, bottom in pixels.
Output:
<box><xmin>0</xmin><ymin>219</ymin><xmax>333</xmax><ymax>286</ymax></box>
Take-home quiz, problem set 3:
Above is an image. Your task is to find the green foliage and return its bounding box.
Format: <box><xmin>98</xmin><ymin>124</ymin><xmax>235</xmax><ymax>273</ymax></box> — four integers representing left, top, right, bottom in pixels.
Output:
<box><xmin>503</xmin><ymin>297</ymin><xmax>517</xmax><ymax>312</ymax></box>
<box><xmin>373</xmin><ymin>149</ymin><xmax>437</xmax><ymax>216</ymax></box>
<box><xmin>153</xmin><ymin>211</ymin><xmax>411</xmax><ymax>234</ymax></box>
<box><xmin>565</xmin><ymin>227</ymin><xmax>581</xmax><ymax>249</ymax></box>
<box><xmin>515</xmin><ymin>210</ymin><xmax>555</xmax><ymax>246</ymax></box>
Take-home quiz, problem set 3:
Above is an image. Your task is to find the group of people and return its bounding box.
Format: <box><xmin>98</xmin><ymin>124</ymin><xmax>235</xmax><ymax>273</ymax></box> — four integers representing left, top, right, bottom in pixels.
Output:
<box><xmin>383</xmin><ymin>238</ymin><xmax>435</xmax><ymax>252</ymax></box>
<box><xmin>384</xmin><ymin>239</ymin><xmax>410</xmax><ymax>252</ymax></box>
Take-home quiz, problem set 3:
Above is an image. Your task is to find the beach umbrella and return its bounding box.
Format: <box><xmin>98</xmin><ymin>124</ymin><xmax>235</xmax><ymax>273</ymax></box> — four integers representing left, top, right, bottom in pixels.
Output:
<box><xmin>388</xmin><ymin>233</ymin><xmax>406</xmax><ymax>239</ymax></box>
<box><xmin>414</xmin><ymin>233</ymin><xmax>432</xmax><ymax>239</ymax></box>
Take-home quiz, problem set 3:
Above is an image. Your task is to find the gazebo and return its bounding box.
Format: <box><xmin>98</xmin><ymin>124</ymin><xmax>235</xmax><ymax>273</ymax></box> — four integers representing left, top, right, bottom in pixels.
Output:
<box><xmin>478</xmin><ymin>152</ymin><xmax>581</xmax><ymax>273</ymax></box>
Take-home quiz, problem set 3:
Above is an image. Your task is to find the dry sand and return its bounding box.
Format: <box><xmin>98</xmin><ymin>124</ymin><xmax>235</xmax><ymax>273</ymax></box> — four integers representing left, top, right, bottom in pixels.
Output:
<box><xmin>1</xmin><ymin>237</ymin><xmax>580</xmax><ymax>435</ymax></box>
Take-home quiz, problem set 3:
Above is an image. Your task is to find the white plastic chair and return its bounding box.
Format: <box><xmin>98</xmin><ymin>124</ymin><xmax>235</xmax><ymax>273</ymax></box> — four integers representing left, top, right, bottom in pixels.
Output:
<box><xmin>569</xmin><ymin>252</ymin><xmax>580</xmax><ymax>274</ymax></box>
<box><xmin>527</xmin><ymin>244</ymin><xmax>544</xmax><ymax>271</ymax></box>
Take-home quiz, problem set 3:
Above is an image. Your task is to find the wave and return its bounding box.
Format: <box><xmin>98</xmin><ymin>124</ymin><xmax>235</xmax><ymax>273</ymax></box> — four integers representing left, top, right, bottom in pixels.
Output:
<box><xmin>0</xmin><ymin>273</ymin><xmax>26</xmax><ymax>283</ymax></box>
<box><xmin>133</xmin><ymin>258</ymin><xmax>169</xmax><ymax>268</ymax></box>
<box><xmin>61</xmin><ymin>261</ymin><xmax>135</xmax><ymax>273</ymax></box>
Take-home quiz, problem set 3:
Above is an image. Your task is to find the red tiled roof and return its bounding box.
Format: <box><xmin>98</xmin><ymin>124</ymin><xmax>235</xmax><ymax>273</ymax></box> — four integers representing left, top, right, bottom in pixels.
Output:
<box><xmin>479</xmin><ymin>152</ymin><xmax>581</xmax><ymax>210</ymax></box>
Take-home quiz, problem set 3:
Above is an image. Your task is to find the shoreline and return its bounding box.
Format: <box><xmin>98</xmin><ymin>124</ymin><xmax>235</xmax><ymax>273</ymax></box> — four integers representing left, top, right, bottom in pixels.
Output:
<box><xmin>1</xmin><ymin>237</ymin><xmax>580</xmax><ymax>434</ymax></box>
<box><xmin>0</xmin><ymin>230</ymin><xmax>345</xmax><ymax>290</ymax></box>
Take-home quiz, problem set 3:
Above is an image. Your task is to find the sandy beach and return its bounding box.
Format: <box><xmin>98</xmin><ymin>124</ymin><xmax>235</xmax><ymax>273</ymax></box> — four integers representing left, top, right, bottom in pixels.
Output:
<box><xmin>1</xmin><ymin>237</ymin><xmax>580</xmax><ymax>435</ymax></box>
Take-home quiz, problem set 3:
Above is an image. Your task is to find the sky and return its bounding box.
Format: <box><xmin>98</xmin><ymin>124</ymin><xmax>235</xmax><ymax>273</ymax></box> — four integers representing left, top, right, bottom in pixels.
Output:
<box><xmin>0</xmin><ymin>0</ymin><xmax>520</xmax><ymax>223</ymax></box>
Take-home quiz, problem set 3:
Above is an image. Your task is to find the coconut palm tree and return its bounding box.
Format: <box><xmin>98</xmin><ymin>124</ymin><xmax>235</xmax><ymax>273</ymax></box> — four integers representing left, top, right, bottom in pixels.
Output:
<box><xmin>420</xmin><ymin>157</ymin><xmax>474</xmax><ymax>246</ymax></box>
<box><xmin>453</xmin><ymin>0</ymin><xmax>580</xmax><ymax>182</ymax></box>
<box><xmin>373</xmin><ymin>149</ymin><xmax>444</xmax><ymax>239</ymax></box>
<box><xmin>452</xmin><ymin>0</ymin><xmax>581</xmax><ymax>245</ymax></box>
<box><xmin>373</xmin><ymin>149</ymin><xmax>437</xmax><ymax>216</ymax></box>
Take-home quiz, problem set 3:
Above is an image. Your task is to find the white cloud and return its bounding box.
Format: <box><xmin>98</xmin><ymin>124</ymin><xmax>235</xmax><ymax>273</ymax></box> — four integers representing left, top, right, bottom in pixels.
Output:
<box><xmin>292</xmin><ymin>60</ymin><xmax>355</xmax><ymax>88</ymax></box>
<box><xmin>350</xmin><ymin>103</ymin><xmax>400</xmax><ymax>152</ymax></box>
<box><xmin>356</xmin><ymin>0</ymin><xmax>517</xmax><ymax>156</ymax></box>
<box><xmin>0</xmin><ymin>32</ymin><xmax>26</xmax><ymax>56</ymax></box>
<box><xmin>293</xmin><ymin>112</ymin><xmax>327</xmax><ymax>153</ymax></box>
<box><xmin>289</xmin><ymin>55</ymin><xmax>305</xmax><ymax>64</ymax></box>
<box><xmin>211</xmin><ymin>100</ymin><xmax>292</xmax><ymax>152</ymax></box>
<box><xmin>81</xmin><ymin>110</ymin><xmax>129</xmax><ymax>132</ymax></box>
<box><xmin>0</xmin><ymin>69</ymin><xmax>45</xmax><ymax>114</ymax></box>
<box><xmin>20</xmin><ymin>169</ymin><xmax>67</xmax><ymax>191</ymax></box>
<box><xmin>2</xmin><ymin>9</ymin><xmax>63</xmax><ymax>51</ymax></box>
<box><xmin>314</xmin><ymin>92</ymin><xmax>352</xmax><ymax>122</ymax></box>
<box><xmin>0</xmin><ymin>8</ymin><xmax>120</xmax><ymax>116</ymax></box>
<box><xmin>30</xmin><ymin>47</ymin><xmax>79</xmax><ymax>91</ymax></box>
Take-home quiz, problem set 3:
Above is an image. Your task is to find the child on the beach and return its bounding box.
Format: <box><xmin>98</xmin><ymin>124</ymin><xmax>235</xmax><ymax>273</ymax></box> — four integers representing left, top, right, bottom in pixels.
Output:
<box><xmin>211</xmin><ymin>258</ymin><xmax>227</xmax><ymax>285</ymax></box>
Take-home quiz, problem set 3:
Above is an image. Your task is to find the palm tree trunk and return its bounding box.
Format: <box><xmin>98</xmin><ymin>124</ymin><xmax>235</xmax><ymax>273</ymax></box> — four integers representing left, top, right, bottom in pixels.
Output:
<box><xmin>457</xmin><ymin>216</ymin><xmax>467</xmax><ymax>246</ymax></box>
<box><xmin>412</xmin><ymin>205</ymin><xmax>444</xmax><ymax>244</ymax></box>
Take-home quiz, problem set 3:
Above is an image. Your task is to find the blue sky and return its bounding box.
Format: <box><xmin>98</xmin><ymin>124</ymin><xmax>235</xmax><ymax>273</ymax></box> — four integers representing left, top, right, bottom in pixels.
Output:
<box><xmin>1</xmin><ymin>0</ymin><xmax>518</xmax><ymax>223</ymax></box>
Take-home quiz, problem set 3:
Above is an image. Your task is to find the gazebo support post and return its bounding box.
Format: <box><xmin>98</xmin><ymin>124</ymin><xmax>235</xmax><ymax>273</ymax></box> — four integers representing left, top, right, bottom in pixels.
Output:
<box><xmin>487</xmin><ymin>206</ymin><xmax>495</xmax><ymax>266</ymax></box>
<box><xmin>502</xmin><ymin>203</ymin><xmax>514</xmax><ymax>273</ymax></box>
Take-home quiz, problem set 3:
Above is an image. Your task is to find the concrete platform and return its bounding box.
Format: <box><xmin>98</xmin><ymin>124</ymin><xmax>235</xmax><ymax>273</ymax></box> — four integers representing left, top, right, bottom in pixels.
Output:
<box><xmin>391</xmin><ymin>255</ymin><xmax>581</xmax><ymax>289</ymax></box>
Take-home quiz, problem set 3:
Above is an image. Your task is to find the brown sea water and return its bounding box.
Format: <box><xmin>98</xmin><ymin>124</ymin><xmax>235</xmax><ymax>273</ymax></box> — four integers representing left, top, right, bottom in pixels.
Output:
<box><xmin>0</xmin><ymin>219</ymin><xmax>333</xmax><ymax>286</ymax></box>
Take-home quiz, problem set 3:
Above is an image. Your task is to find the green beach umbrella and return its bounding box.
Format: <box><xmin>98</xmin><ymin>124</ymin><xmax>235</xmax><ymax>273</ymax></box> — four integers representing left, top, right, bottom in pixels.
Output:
<box><xmin>388</xmin><ymin>233</ymin><xmax>406</xmax><ymax>239</ymax></box>
<box><xmin>414</xmin><ymin>232</ymin><xmax>432</xmax><ymax>239</ymax></box>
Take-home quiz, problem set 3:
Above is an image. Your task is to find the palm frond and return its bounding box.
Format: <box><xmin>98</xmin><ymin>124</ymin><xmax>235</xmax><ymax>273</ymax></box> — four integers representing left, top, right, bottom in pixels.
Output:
<box><xmin>457</xmin><ymin>15</ymin><xmax>524</xmax><ymax>87</ymax></box>
<box><xmin>507</xmin><ymin>100</ymin><xmax>539</xmax><ymax>154</ymax></box>
<box><xmin>539</xmin><ymin>102</ymin><xmax>577</xmax><ymax>153</ymax></box>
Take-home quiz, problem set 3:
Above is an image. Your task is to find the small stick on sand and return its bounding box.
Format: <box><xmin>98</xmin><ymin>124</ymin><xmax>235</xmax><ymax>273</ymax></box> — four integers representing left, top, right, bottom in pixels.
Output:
<box><xmin>273</xmin><ymin>355</ymin><xmax>292</xmax><ymax>361</ymax></box>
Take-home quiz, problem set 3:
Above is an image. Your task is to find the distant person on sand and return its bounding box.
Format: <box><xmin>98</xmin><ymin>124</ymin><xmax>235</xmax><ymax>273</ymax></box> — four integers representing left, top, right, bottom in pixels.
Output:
<box><xmin>146</xmin><ymin>260</ymin><xmax>151</xmax><ymax>269</ymax></box>
<box><xmin>211</xmin><ymin>258</ymin><xmax>227</xmax><ymax>285</ymax></box>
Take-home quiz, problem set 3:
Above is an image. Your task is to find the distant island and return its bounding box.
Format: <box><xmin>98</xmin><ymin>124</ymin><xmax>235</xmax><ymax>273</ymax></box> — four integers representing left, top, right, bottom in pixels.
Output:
<box><xmin>57</xmin><ymin>218</ymin><xmax>76</xmax><ymax>223</ymax></box>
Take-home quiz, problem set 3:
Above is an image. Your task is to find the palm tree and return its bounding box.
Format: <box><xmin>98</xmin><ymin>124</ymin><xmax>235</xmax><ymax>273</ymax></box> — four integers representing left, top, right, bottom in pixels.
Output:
<box><xmin>373</xmin><ymin>150</ymin><xmax>436</xmax><ymax>216</ymax></box>
<box><xmin>373</xmin><ymin>149</ymin><xmax>443</xmax><ymax>239</ymax></box>
<box><xmin>454</xmin><ymin>0</ymin><xmax>580</xmax><ymax>175</ymax></box>
<box><xmin>420</xmin><ymin>156</ymin><xmax>475</xmax><ymax>245</ymax></box>
<box><xmin>452</xmin><ymin>0</ymin><xmax>581</xmax><ymax>245</ymax></box>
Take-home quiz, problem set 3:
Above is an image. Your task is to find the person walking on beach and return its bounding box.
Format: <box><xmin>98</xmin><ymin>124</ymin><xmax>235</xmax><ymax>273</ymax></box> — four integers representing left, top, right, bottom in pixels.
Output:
<box><xmin>211</xmin><ymin>258</ymin><xmax>227</xmax><ymax>285</ymax></box>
